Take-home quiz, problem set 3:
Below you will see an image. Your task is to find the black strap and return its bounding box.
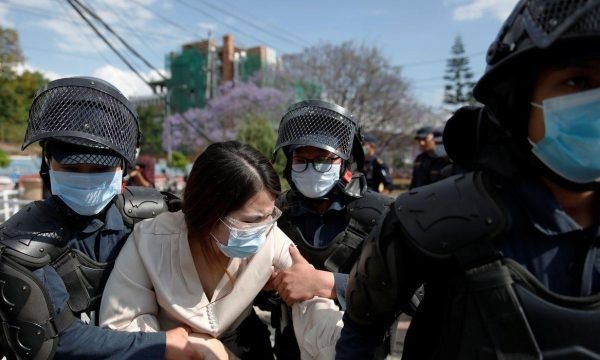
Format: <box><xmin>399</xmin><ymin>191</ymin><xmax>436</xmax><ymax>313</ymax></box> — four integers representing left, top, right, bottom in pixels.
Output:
<box><xmin>51</xmin><ymin>307</ymin><xmax>78</xmax><ymax>336</ymax></box>
<box><xmin>52</xmin><ymin>251</ymin><xmax>90</xmax><ymax>313</ymax></box>
<box><xmin>324</xmin><ymin>217</ymin><xmax>368</xmax><ymax>272</ymax></box>
<box><xmin>465</xmin><ymin>260</ymin><xmax>542</xmax><ymax>360</ymax></box>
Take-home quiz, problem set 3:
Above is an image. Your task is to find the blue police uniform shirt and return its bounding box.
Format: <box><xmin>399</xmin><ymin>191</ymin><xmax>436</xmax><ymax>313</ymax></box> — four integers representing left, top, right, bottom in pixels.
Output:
<box><xmin>33</xmin><ymin>196</ymin><xmax>165</xmax><ymax>359</ymax></box>
<box><xmin>364</xmin><ymin>156</ymin><xmax>393</xmax><ymax>193</ymax></box>
<box><xmin>284</xmin><ymin>197</ymin><xmax>350</xmax><ymax>309</ymax></box>
<box><xmin>336</xmin><ymin>176</ymin><xmax>600</xmax><ymax>359</ymax></box>
<box><xmin>499</xmin><ymin>178</ymin><xmax>600</xmax><ymax>296</ymax></box>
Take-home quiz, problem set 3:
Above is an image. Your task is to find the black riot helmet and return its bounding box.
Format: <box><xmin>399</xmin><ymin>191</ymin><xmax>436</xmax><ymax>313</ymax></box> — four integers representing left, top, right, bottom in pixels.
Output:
<box><xmin>23</xmin><ymin>76</ymin><xmax>140</xmax><ymax>168</ymax></box>
<box><xmin>473</xmin><ymin>0</ymin><xmax>600</xmax><ymax>132</ymax></box>
<box><xmin>273</xmin><ymin>100</ymin><xmax>365</xmax><ymax>197</ymax></box>
<box><xmin>445</xmin><ymin>0</ymin><xmax>600</xmax><ymax>189</ymax></box>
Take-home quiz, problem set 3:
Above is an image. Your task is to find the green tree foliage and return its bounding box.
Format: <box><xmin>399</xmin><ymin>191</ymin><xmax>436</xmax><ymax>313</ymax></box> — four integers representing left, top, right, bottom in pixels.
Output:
<box><xmin>237</xmin><ymin>114</ymin><xmax>288</xmax><ymax>189</ymax></box>
<box><xmin>0</xmin><ymin>149</ymin><xmax>10</xmax><ymax>168</ymax></box>
<box><xmin>443</xmin><ymin>35</ymin><xmax>477</xmax><ymax>111</ymax></box>
<box><xmin>0</xmin><ymin>26</ymin><xmax>48</xmax><ymax>143</ymax></box>
<box><xmin>0</xmin><ymin>26</ymin><xmax>24</xmax><ymax>75</ymax></box>
<box><xmin>137</xmin><ymin>104</ymin><xmax>166</xmax><ymax>157</ymax></box>
<box><xmin>168</xmin><ymin>151</ymin><xmax>188</xmax><ymax>170</ymax></box>
<box><xmin>0</xmin><ymin>71</ymin><xmax>47</xmax><ymax>143</ymax></box>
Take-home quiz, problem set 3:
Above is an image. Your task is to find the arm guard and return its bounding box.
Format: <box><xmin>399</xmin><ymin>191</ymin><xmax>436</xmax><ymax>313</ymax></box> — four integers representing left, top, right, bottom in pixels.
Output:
<box><xmin>345</xmin><ymin>172</ymin><xmax>508</xmax><ymax>327</ymax></box>
<box><xmin>344</xmin><ymin>208</ymin><xmax>408</xmax><ymax>327</ymax></box>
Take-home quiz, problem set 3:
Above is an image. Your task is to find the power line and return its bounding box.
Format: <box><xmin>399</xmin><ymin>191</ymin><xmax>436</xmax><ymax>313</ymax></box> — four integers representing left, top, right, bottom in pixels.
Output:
<box><xmin>71</xmin><ymin>0</ymin><xmax>166</xmax><ymax>80</ymax></box>
<box><xmin>95</xmin><ymin>0</ymin><xmax>165</xmax><ymax>67</ymax></box>
<box><xmin>128</xmin><ymin>0</ymin><xmax>206</xmax><ymax>41</ymax></box>
<box><xmin>174</xmin><ymin>0</ymin><xmax>279</xmax><ymax>52</ymax></box>
<box><xmin>0</xmin><ymin>0</ymin><xmax>185</xmax><ymax>42</ymax></box>
<box><xmin>65</xmin><ymin>0</ymin><xmax>151</xmax><ymax>86</ymax></box>
<box><xmin>399</xmin><ymin>51</ymin><xmax>486</xmax><ymax>68</ymax></box>
<box><xmin>196</xmin><ymin>0</ymin><xmax>307</xmax><ymax>48</ymax></box>
<box><xmin>55</xmin><ymin>0</ymin><xmax>120</xmax><ymax>69</ymax></box>
<box><xmin>60</xmin><ymin>0</ymin><xmax>216</xmax><ymax>143</ymax></box>
<box><xmin>216</xmin><ymin>0</ymin><xmax>310</xmax><ymax>47</ymax></box>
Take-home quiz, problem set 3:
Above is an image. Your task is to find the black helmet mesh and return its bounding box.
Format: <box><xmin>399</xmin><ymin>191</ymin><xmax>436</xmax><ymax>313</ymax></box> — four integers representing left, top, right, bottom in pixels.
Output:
<box><xmin>23</xmin><ymin>79</ymin><xmax>139</xmax><ymax>167</ymax></box>
<box><xmin>274</xmin><ymin>101</ymin><xmax>357</xmax><ymax>160</ymax></box>
<box><xmin>524</xmin><ymin>0</ymin><xmax>599</xmax><ymax>47</ymax></box>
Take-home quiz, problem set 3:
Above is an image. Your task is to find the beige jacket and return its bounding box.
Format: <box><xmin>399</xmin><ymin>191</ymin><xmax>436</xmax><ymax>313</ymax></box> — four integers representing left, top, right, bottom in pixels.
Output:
<box><xmin>99</xmin><ymin>210</ymin><xmax>293</xmax><ymax>337</ymax></box>
<box><xmin>99</xmin><ymin>210</ymin><xmax>345</xmax><ymax>359</ymax></box>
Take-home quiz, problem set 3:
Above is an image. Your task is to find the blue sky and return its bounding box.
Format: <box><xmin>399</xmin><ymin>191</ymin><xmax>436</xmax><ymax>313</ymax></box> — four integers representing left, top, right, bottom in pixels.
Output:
<box><xmin>1</xmin><ymin>0</ymin><xmax>518</xmax><ymax>109</ymax></box>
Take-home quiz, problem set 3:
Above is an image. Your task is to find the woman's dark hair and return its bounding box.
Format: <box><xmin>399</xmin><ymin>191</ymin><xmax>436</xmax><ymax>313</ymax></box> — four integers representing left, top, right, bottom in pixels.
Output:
<box><xmin>182</xmin><ymin>141</ymin><xmax>281</xmax><ymax>238</ymax></box>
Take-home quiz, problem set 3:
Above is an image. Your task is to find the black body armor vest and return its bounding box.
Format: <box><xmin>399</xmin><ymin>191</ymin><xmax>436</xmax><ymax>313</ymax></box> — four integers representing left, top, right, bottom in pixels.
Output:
<box><xmin>0</xmin><ymin>186</ymin><xmax>178</xmax><ymax>360</ymax></box>
<box><xmin>276</xmin><ymin>190</ymin><xmax>393</xmax><ymax>273</ymax></box>
<box><xmin>395</xmin><ymin>172</ymin><xmax>600</xmax><ymax>359</ymax></box>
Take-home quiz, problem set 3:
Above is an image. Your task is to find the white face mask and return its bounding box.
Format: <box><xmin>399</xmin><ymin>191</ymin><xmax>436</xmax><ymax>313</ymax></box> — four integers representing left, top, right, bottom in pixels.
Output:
<box><xmin>291</xmin><ymin>164</ymin><xmax>341</xmax><ymax>198</ymax></box>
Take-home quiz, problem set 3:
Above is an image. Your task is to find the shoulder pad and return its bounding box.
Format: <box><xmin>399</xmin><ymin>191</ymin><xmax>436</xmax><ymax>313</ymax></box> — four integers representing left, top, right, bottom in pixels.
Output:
<box><xmin>347</xmin><ymin>192</ymin><xmax>394</xmax><ymax>231</ymax></box>
<box><xmin>393</xmin><ymin>171</ymin><xmax>507</xmax><ymax>259</ymax></box>
<box><xmin>116</xmin><ymin>186</ymin><xmax>181</xmax><ymax>226</ymax></box>
<box><xmin>0</xmin><ymin>201</ymin><xmax>72</xmax><ymax>268</ymax></box>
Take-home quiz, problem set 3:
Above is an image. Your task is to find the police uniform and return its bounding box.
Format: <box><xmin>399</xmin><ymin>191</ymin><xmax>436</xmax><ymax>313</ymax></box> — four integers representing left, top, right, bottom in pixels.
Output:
<box><xmin>337</xmin><ymin>1</ymin><xmax>600</xmax><ymax>359</ymax></box>
<box><xmin>409</xmin><ymin>151</ymin><xmax>452</xmax><ymax>189</ymax></box>
<box><xmin>270</xmin><ymin>100</ymin><xmax>393</xmax><ymax>359</ymax></box>
<box><xmin>364</xmin><ymin>156</ymin><xmax>394</xmax><ymax>193</ymax></box>
<box><xmin>0</xmin><ymin>77</ymin><xmax>178</xmax><ymax>359</ymax></box>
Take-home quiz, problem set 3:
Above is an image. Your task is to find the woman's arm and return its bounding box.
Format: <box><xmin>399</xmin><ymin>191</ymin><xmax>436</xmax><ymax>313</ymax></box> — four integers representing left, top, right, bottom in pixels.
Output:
<box><xmin>99</xmin><ymin>228</ymin><xmax>160</xmax><ymax>332</ymax></box>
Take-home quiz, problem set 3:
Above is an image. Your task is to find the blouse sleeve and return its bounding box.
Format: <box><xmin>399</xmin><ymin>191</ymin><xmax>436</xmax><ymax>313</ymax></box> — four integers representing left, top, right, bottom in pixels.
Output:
<box><xmin>99</xmin><ymin>227</ymin><xmax>161</xmax><ymax>332</ymax></box>
<box><xmin>271</xmin><ymin>224</ymin><xmax>294</xmax><ymax>270</ymax></box>
<box><xmin>292</xmin><ymin>297</ymin><xmax>344</xmax><ymax>359</ymax></box>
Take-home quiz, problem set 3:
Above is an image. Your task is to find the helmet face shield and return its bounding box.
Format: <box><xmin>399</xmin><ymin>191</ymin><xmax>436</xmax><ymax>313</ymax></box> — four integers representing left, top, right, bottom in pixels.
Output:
<box><xmin>23</xmin><ymin>77</ymin><xmax>139</xmax><ymax>167</ymax></box>
<box><xmin>274</xmin><ymin>100</ymin><xmax>358</xmax><ymax>160</ymax></box>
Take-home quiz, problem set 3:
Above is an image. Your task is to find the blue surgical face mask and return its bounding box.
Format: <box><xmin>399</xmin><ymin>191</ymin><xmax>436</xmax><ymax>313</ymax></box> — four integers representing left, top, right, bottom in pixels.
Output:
<box><xmin>530</xmin><ymin>87</ymin><xmax>600</xmax><ymax>184</ymax></box>
<box><xmin>211</xmin><ymin>221</ymin><xmax>272</xmax><ymax>258</ymax></box>
<box><xmin>50</xmin><ymin>170</ymin><xmax>123</xmax><ymax>216</ymax></box>
<box><xmin>291</xmin><ymin>163</ymin><xmax>341</xmax><ymax>199</ymax></box>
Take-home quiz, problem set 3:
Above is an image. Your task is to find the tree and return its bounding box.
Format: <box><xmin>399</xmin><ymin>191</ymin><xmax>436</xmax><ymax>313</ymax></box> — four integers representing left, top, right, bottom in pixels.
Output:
<box><xmin>0</xmin><ymin>26</ymin><xmax>24</xmax><ymax>76</ymax></box>
<box><xmin>237</xmin><ymin>113</ymin><xmax>287</xmax><ymax>179</ymax></box>
<box><xmin>137</xmin><ymin>104</ymin><xmax>166</xmax><ymax>157</ymax></box>
<box><xmin>0</xmin><ymin>70</ymin><xmax>47</xmax><ymax>143</ymax></box>
<box><xmin>0</xmin><ymin>26</ymin><xmax>48</xmax><ymax>143</ymax></box>
<box><xmin>443</xmin><ymin>35</ymin><xmax>476</xmax><ymax>111</ymax></box>
<box><xmin>281</xmin><ymin>41</ymin><xmax>422</xmax><ymax>135</ymax></box>
<box><xmin>168</xmin><ymin>151</ymin><xmax>188</xmax><ymax>170</ymax></box>
<box><xmin>280</xmin><ymin>41</ymin><xmax>444</xmax><ymax>168</ymax></box>
<box><xmin>164</xmin><ymin>81</ymin><xmax>292</xmax><ymax>155</ymax></box>
<box><xmin>0</xmin><ymin>149</ymin><xmax>10</xmax><ymax>168</ymax></box>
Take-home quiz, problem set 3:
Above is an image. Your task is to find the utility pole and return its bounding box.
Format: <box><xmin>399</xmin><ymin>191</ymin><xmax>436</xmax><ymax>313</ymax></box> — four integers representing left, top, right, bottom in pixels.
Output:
<box><xmin>205</xmin><ymin>30</ymin><xmax>214</xmax><ymax>101</ymax></box>
<box><xmin>165</xmin><ymin>89</ymin><xmax>173</xmax><ymax>163</ymax></box>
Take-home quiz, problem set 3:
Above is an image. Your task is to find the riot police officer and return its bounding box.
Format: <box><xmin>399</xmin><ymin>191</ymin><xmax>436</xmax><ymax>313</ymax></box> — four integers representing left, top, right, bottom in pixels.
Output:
<box><xmin>337</xmin><ymin>0</ymin><xmax>600</xmax><ymax>359</ymax></box>
<box><xmin>362</xmin><ymin>133</ymin><xmax>394</xmax><ymax>194</ymax></box>
<box><xmin>269</xmin><ymin>100</ymin><xmax>392</xmax><ymax>358</ymax></box>
<box><xmin>0</xmin><ymin>77</ymin><xmax>202</xmax><ymax>359</ymax></box>
<box><xmin>409</xmin><ymin>126</ymin><xmax>451</xmax><ymax>189</ymax></box>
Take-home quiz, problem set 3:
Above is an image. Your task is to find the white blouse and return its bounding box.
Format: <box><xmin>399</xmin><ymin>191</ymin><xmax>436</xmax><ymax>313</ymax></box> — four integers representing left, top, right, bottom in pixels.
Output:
<box><xmin>99</xmin><ymin>210</ymin><xmax>293</xmax><ymax>337</ymax></box>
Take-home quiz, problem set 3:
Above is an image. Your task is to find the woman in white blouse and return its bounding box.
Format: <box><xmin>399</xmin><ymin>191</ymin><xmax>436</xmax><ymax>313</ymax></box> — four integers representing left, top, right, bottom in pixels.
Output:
<box><xmin>100</xmin><ymin>141</ymin><xmax>294</xmax><ymax>359</ymax></box>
